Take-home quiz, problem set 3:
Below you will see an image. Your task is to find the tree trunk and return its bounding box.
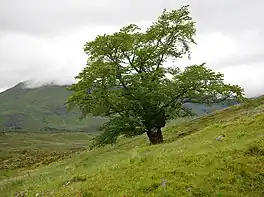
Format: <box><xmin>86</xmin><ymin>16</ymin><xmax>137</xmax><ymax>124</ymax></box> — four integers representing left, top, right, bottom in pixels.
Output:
<box><xmin>147</xmin><ymin>127</ymin><xmax>163</xmax><ymax>145</ymax></box>
<box><xmin>143</xmin><ymin>107</ymin><xmax>166</xmax><ymax>145</ymax></box>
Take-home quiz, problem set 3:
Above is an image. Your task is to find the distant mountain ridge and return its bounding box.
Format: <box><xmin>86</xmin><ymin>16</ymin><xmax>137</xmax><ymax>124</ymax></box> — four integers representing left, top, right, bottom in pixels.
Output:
<box><xmin>0</xmin><ymin>81</ymin><xmax>238</xmax><ymax>132</ymax></box>
<box><xmin>0</xmin><ymin>81</ymin><xmax>107</xmax><ymax>132</ymax></box>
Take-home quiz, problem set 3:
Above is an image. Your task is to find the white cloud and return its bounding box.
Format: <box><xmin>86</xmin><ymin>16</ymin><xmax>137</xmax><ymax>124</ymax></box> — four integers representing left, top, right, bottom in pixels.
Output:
<box><xmin>0</xmin><ymin>88</ymin><xmax>6</xmax><ymax>93</ymax></box>
<box><xmin>218</xmin><ymin>63</ymin><xmax>264</xmax><ymax>97</ymax></box>
<box><xmin>0</xmin><ymin>25</ymin><xmax>117</xmax><ymax>87</ymax></box>
<box><xmin>0</xmin><ymin>21</ymin><xmax>153</xmax><ymax>89</ymax></box>
<box><xmin>176</xmin><ymin>33</ymin><xmax>238</xmax><ymax>67</ymax></box>
<box><xmin>175</xmin><ymin>32</ymin><xmax>264</xmax><ymax>97</ymax></box>
<box><xmin>0</xmin><ymin>0</ymin><xmax>264</xmax><ymax>97</ymax></box>
<box><xmin>0</xmin><ymin>28</ymin><xmax>264</xmax><ymax>97</ymax></box>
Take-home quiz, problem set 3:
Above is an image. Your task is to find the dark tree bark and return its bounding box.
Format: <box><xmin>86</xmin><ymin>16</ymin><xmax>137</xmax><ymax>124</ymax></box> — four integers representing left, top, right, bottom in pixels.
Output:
<box><xmin>146</xmin><ymin>126</ymin><xmax>163</xmax><ymax>144</ymax></box>
<box><xmin>144</xmin><ymin>108</ymin><xmax>166</xmax><ymax>145</ymax></box>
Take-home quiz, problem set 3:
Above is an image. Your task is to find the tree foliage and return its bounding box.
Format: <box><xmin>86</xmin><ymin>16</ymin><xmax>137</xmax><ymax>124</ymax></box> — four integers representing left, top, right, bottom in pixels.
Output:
<box><xmin>67</xmin><ymin>5</ymin><xmax>245</xmax><ymax>147</ymax></box>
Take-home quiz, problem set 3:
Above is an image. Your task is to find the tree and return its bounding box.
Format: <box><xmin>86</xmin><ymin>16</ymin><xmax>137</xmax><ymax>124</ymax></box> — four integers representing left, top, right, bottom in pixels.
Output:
<box><xmin>67</xmin><ymin>5</ymin><xmax>245</xmax><ymax>147</ymax></box>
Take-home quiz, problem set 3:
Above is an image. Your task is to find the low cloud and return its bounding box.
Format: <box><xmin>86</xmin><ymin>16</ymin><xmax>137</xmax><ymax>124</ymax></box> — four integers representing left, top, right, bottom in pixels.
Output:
<box><xmin>0</xmin><ymin>21</ymin><xmax>152</xmax><ymax>90</ymax></box>
<box><xmin>0</xmin><ymin>0</ymin><xmax>264</xmax><ymax>98</ymax></box>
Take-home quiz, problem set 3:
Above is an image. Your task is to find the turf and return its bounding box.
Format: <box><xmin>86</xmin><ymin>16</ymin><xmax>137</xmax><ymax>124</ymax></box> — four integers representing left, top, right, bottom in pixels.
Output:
<box><xmin>1</xmin><ymin>96</ymin><xmax>264</xmax><ymax>196</ymax></box>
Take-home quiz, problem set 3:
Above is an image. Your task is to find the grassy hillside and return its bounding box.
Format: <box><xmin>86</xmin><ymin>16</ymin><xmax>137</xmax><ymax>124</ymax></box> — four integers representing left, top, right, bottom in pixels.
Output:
<box><xmin>0</xmin><ymin>82</ymin><xmax>107</xmax><ymax>133</ymax></box>
<box><xmin>1</xmin><ymin>95</ymin><xmax>263</xmax><ymax>196</ymax></box>
<box><xmin>0</xmin><ymin>132</ymin><xmax>95</xmax><ymax>176</ymax></box>
<box><xmin>0</xmin><ymin>81</ymin><xmax>235</xmax><ymax>133</ymax></box>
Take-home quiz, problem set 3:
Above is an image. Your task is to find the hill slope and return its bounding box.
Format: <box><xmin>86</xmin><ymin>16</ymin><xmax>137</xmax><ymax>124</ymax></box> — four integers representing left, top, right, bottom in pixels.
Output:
<box><xmin>1</xmin><ymin>95</ymin><xmax>263</xmax><ymax>196</ymax></box>
<box><xmin>0</xmin><ymin>81</ymin><xmax>236</xmax><ymax>133</ymax></box>
<box><xmin>0</xmin><ymin>82</ymin><xmax>107</xmax><ymax>132</ymax></box>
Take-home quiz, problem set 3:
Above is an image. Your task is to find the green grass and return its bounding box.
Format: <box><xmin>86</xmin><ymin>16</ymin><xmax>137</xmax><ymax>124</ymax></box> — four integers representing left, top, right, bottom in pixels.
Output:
<box><xmin>1</xmin><ymin>97</ymin><xmax>264</xmax><ymax>196</ymax></box>
<box><xmin>0</xmin><ymin>132</ymin><xmax>94</xmax><ymax>179</ymax></box>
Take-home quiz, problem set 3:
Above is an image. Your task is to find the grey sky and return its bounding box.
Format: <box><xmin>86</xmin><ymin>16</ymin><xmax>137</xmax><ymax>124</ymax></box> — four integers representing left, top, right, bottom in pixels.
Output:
<box><xmin>0</xmin><ymin>0</ymin><xmax>263</xmax><ymax>96</ymax></box>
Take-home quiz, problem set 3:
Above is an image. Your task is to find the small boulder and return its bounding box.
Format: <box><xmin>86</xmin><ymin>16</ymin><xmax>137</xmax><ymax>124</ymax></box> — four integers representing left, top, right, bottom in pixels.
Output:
<box><xmin>216</xmin><ymin>134</ymin><xmax>225</xmax><ymax>141</ymax></box>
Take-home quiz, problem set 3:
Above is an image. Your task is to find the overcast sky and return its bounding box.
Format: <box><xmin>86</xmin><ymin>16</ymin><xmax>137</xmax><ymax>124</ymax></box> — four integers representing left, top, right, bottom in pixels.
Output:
<box><xmin>0</xmin><ymin>0</ymin><xmax>263</xmax><ymax>97</ymax></box>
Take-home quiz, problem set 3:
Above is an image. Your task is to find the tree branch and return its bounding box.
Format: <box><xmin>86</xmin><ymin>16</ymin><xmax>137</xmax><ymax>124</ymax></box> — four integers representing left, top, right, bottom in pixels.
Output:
<box><xmin>103</xmin><ymin>44</ymin><xmax>129</xmax><ymax>91</ymax></box>
<box><xmin>101</xmin><ymin>91</ymin><xmax>126</xmax><ymax>117</ymax></box>
<box><xmin>120</xmin><ymin>49</ymin><xmax>141</xmax><ymax>73</ymax></box>
<box><xmin>156</xmin><ymin>33</ymin><xmax>177</xmax><ymax>70</ymax></box>
<box><xmin>161</xmin><ymin>85</ymin><xmax>196</xmax><ymax>109</ymax></box>
<box><xmin>161</xmin><ymin>89</ymin><xmax>187</xmax><ymax>109</ymax></box>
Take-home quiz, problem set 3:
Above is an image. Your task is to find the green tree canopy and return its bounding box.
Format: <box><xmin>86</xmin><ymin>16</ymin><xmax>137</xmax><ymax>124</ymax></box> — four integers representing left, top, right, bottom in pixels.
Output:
<box><xmin>67</xmin><ymin>5</ymin><xmax>245</xmax><ymax>147</ymax></box>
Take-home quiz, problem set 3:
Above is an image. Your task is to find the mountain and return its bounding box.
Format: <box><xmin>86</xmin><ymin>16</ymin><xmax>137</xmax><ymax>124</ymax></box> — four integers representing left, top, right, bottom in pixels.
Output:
<box><xmin>0</xmin><ymin>81</ymin><xmax>237</xmax><ymax>132</ymax></box>
<box><xmin>0</xmin><ymin>82</ymin><xmax>107</xmax><ymax>132</ymax></box>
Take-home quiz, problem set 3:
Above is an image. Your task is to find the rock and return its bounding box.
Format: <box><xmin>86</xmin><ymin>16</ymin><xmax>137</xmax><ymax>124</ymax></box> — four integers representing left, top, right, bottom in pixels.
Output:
<box><xmin>216</xmin><ymin>134</ymin><xmax>225</xmax><ymax>141</ymax></box>
<box><xmin>64</xmin><ymin>180</ymin><xmax>71</xmax><ymax>186</ymax></box>
<box><xmin>14</xmin><ymin>191</ymin><xmax>26</xmax><ymax>197</ymax></box>
<box><xmin>161</xmin><ymin>178</ymin><xmax>167</xmax><ymax>187</ymax></box>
